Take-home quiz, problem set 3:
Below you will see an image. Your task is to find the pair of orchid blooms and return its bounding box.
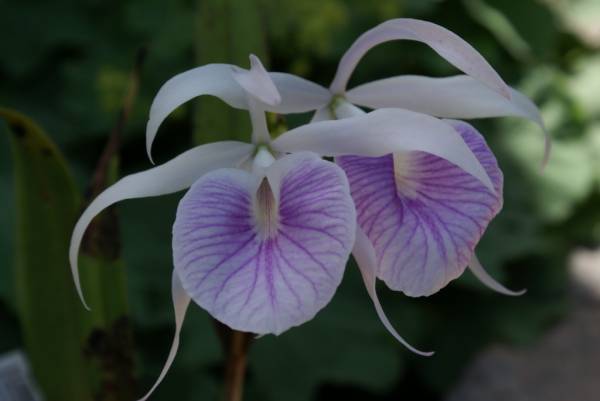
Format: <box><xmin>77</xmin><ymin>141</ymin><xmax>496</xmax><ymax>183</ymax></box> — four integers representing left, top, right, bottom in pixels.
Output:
<box><xmin>69</xmin><ymin>19</ymin><xmax>548</xmax><ymax>400</ymax></box>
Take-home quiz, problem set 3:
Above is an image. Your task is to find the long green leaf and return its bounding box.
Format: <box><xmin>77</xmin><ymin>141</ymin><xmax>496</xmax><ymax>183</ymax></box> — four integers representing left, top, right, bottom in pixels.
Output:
<box><xmin>2</xmin><ymin>108</ymin><xmax>134</xmax><ymax>401</ymax></box>
<box><xmin>78</xmin><ymin>156</ymin><xmax>135</xmax><ymax>401</ymax></box>
<box><xmin>2</xmin><ymin>107</ymin><xmax>92</xmax><ymax>401</ymax></box>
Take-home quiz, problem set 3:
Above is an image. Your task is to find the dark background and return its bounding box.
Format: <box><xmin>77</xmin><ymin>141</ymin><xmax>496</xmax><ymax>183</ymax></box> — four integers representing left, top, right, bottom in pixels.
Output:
<box><xmin>1</xmin><ymin>0</ymin><xmax>599</xmax><ymax>400</ymax></box>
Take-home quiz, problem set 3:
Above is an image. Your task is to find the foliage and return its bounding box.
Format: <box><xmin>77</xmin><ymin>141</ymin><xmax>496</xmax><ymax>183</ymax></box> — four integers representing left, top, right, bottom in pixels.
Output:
<box><xmin>1</xmin><ymin>109</ymin><xmax>133</xmax><ymax>401</ymax></box>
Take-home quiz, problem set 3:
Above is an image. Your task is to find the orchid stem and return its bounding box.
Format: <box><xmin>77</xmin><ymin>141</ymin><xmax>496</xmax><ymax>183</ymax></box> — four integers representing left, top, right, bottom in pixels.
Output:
<box><xmin>214</xmin><ymin>320</ymin><xmax>253</xmax><ymax>401</ymax></box>
<box><xmin>223</xmin><ymin>330</ymin><xmax>252</xmax><ymax>401</ymax></box>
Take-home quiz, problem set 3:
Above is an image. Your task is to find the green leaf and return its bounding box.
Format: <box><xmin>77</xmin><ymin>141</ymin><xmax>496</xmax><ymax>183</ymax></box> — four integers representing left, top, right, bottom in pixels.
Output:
<box><xmin>0</xmin><ymin>133</ymin><xmax>16</xmax><ymax>309</ymax></box>
<box><xmin>2</xmin><ymin>108</ymin><xmax>134</xmax><ymax>401</ymax></box>
<box><xmin>1</xmin><ymin>108</ymin><xmax>93</xmax><ymax>401</ymax></box>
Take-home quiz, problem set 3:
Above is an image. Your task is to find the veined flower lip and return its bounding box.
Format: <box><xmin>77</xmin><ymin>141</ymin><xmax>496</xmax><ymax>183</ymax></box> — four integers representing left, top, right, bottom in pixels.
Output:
<box><xmin>172</xmin><ymin>150</ymin><xmax>357</xmax><ymax>335</ymax></box>
<box><xmin>322</xmin><ymin>97</ymin><xmax>525</xmax><ymax>296</ymax></box>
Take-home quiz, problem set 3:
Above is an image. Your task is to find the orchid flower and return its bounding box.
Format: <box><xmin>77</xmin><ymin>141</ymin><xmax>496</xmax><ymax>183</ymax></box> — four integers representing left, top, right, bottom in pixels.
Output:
<box><xmin>69</xmin><ymin>47</ymin><xmax>509</xmax><ymax>397</ymax></box>
<box><xmin>312</xmin><ymin>19</ymin><xmax>550</xmax><ymax>298</ymax></box>
<box><xmin>139</xmin><ymin>20</ymin><xmax>546</xmax><ymax>357</ymax></box>
<box><xmin>69</xmin><ymin>56</ymin><xmax>360</xmax><ymax>399</ymax></box>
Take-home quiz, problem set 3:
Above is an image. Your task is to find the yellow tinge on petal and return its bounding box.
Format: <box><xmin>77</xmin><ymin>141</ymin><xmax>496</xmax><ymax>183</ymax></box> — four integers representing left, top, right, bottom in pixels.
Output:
<box><xmin>393</xmin><ymin>152</ymin><xmax>420</xmax><ymax>199</ymax></box>
<box><xmin>254</xmin><ymin>178</ymin><xmax>280</xmax><ymax>239</ymax></box>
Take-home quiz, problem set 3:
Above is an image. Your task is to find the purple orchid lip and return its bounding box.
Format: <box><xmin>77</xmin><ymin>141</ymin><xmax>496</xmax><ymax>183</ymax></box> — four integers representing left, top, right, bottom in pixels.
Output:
<box><xmin>337</xmin><ymin>120</ymin><xmax>503</xmax><ymax>297</ymax></box>
<box><xmin>172</xmin><ymin>152</ymin><xmax>356</xmax><ymax>335</ymax></box>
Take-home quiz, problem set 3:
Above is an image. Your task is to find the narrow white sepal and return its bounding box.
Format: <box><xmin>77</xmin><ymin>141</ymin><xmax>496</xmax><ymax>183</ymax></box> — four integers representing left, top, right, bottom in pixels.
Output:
<box><xmin>145</xmin><ymin>64</ymin><xmax>247</xmax><ymax>163</ymax></box>
<box><xmin>347</xmin><ymin>75</ymin><xmax>551</xmax><ymax>167</ymax></box>
<box><xmin>329</xmin><ymin>18</ymin><xmax>510</xmax><ymax>98</ymax></box>
<box><xmin>145</xmin><ymin>63</ymin><xmax>328</xmax><ymax>162</ymax></box>
<box><xmin>270</xmin><ymin>74</ymin><xmax>331</xmax><ymax>113</ymax></box>
<box><xmin>273</xmin><ymin>108</ymin><xmax>496</xmax><ymax>193</ymax></box>
<box><xmin>468</xmin><ymin>254</ymin><xmax>526</xmax><ymax>296</ymax></box>
<box><xmin>69</xmin><ymin>141</ymin><xmax>253</xmax><ymax>309</ymax></box>
<box><xmin>137</xmin><ymin>271</ymin><xmax>191</xmax><ymax>401</ymax></box>
<box><xmin>353</xmin><ymin>227</ymin><xmax>434</xmax><ymax>356</ymax></box>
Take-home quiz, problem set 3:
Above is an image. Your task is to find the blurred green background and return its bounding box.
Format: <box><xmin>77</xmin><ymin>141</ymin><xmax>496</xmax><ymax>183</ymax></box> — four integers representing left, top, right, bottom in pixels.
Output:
<box><xmin>1</xmin><ymin>0</ymin><xmax>599</xmax><ymax>400</ymax></box>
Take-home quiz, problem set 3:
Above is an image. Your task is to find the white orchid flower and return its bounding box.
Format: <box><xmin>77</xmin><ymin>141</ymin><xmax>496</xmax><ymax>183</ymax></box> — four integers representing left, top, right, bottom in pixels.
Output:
<box><xmin>304</xmin><ymin>18</ymin><xmax>546</xmax><ymax>298</ymax></box>
<box><xmin>69</xmin><ymin>51</ymin><xmax>508</xmax><ymax>398</ymax></box>
<box><xmin>138</xmin><ymin>20</ymin><xmax>544</xmax><ymax>359</ymax></box>
<box><xmin>135</xmin><ymin>19</ymin><xmax>549</xmax><ymax>361</ymax></box>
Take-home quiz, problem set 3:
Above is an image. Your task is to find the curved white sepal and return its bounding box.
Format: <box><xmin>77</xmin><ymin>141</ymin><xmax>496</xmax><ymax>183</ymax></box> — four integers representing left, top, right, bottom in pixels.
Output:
<box><xmin>469</xmin><ymin>254</ymin><xmax>526</xmax><ymax>296</ymax></box>
<box><xmin>353</xmin><ymin>227</ymin><xmax>433</xmax><ymax>356</ymax></box>
<box><xmin>268</xmin><ymin>73</ymin><xmax>331</xmax><ymax>113</ymax></box>
<box><xmin>69</xmin><ymin>141</ymin><xmax>253</xmax><ymax>309</ymax></box>
<box><xmin>138</xmin><ymin>271</ymin><xmax>191</xmax><ymax>401</ymax></box>
<box><xmin>329</xmin><ymin>18</ymin><xmax>510</xmax><ymax>98</ymax></box>
<box><xmin>146</xmin><ymin>63</ymin><xmax>329</xmax><ymax>162</ymax></box>
<box><xmin>273</xmin><ymin>108</ymin><xmax>495</xmax><ymax>193</ymax></box>
<box><xmin>146</xmin><ymin>64</ymin><xmax>247</xmax><ymax>162</ymax></box>
<box><xmin>347</xmin><ymin>75</ymin><xmax>550</xmax><ymax>166</ymax></box>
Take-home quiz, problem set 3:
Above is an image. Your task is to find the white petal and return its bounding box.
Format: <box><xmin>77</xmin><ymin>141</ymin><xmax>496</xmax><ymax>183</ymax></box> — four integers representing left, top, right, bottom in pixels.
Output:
<box><xmin>138</xmin><ymin>271</ymin><xmax>191</xmax><ymax>401</ymax></box>
<box><xmin>146</xmin><ymin>63</ymin><xmax>329</xmax><ymax>161</ymax></box>
<box><xmin>69</xmin><ymin>141</ymin><xmax>253</xmax><ymax>309</ymax></box>
<box><xmin>353</xmin><ymin>227</ymin><xmax>433</xmax><ymax>356</ymax></box>
<box><xmin>232</xmin><ymin>55</ymin><xmax>282</xmax><ymax>106</ymax></box>
<box><xmin>269</xmin><ymin>73</ymin><xmax>331</xmax><ymax>113</ymax></box>
<box><xmin>468</xmin><ymin>254</ymin><xmax>526</xmax><ymax>296</ymax></box>
<box><xmin>347</xmin><ymin>74</ymin><xmax>550</xmax><ymax>165</ymax></box>
<box><xmin>273</xmin><ymin>108</ymin><xmax>495</xmax><ymax>192</ymax></box>
<box><xmin>329</xmin><ymin>18</ymin><xmax>510</xmax><ymax>98</ymax></box>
